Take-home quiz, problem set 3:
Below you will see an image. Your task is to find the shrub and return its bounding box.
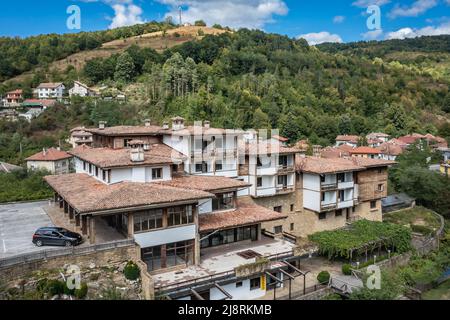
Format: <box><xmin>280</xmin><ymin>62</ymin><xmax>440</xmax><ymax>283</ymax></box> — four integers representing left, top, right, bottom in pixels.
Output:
<box><xmin>101</xmin><ymin>286</ymin><xmax>125</xmax><ymax>300</ymax></box>
<box><xmin>342</xmin><ymin>264</ymin><xmax>353</xmax><ymax>276</ymax></box>
<box><xmin>36</xmin><ymin>278</ymin><xmax>49</xmax><ymax>292</ymax></box>
<box><xmin>46</xmin><ymin>280</ymin><xmax>65</xmax><ymax>296</ymax></box>
<box><xmin>317</xmin><ymin>271</ymin><xmax>331</xmax><ymax>284</ymax></box>
<box><xmin>322</xmin><ymin>293</ymin><xmax>342</xmax><ymax>300</ymax></box>
<box><xmin>74</xmin><ymin>283</ymin><xmax>88</xmax><ymax>299</ymax></box>
<box><xmin>123</xmin><ymin>261</ymin><xmax>140</xmax><ymax>280</ymax></box>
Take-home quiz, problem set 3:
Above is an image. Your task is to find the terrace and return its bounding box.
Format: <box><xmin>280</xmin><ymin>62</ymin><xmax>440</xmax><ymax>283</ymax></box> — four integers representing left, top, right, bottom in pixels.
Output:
<box><xmin>152</xmin><ymin>236</ymin><xmax>296</xmax><ymax>292</ymax></box>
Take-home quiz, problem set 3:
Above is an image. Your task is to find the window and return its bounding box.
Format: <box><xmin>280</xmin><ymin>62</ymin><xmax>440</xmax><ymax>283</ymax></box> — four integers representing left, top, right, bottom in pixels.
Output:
<box><xmin>134</xmin><ymin>209</ymin><xmax>163</xmax><ymax>232</ymax></box>
<box><xmin>212</xmin><ymin>193</ymin><xmax>234</xmax><ymax>211</ymax></box>
<box><xmin>321</xmin><ymin>192</ymin><xmax>326</xmax><ymax>202</ymax></box>
<box><xmin>319</xmin><ymin>212</ymin><xmax>327</xmax><ymax>220</ymax></box>
<box><xmin>274</xmin><ymin>226</ymin><xmax>283</xmax><ymax>234</ymax></box>
<box><xmin>279</xmin><ymin>155</ymin><xmax>288</xmax><ymax>167</ymax></box>
<box><xmin>290</xmin><ymin>204</ymin><xmax>294</xmax><ymax>212</ymax></box>
<box><xmin>152</xmin><ymin>168</ymin><xmax>163</xmax><ymax>180</ymax></box>
<box><xmin>250</xmin><ymin>277</ymin><xmax>261</xmax><ymax>291</ymax></box>
<box><xmin>194</xmin><ymin>139</ymin><xmax>203</xmax><ymax>151</ymax></box>
<box><xmin>236</xmin><ymin>282</ymin><xmax>243</xmax><ymax>288</ymax></box>
<box><xmin>168</xmin><ymin>206</ymin><xmax>193</xmax><ymax>227</ymax></box>
<box><xmin>257</xmin><ymin>177</ymin><xmax>263</xmax><ymax>188</ymax></box>
<box><xmin>95</xmin><ymin>167</ymin><xmax>99</xmax><ymax>177</ymax></box>
<box><xmin>378</xmin><ymin>168</ymin><xmax>383</xmax><ymax>174</ymax></box>
<box><xmin>337</xmin><ymin>173</ymin><xmax>345</xmax><ymax>183</ymax></box>
<box><xmin>335</xmin><ymin>209</ymin><xmax>343</xmax><ymax>217</ymax></box>
<box><xmin>274</xmin><ymin>206</ymin><xmax>282</xmax><ymax>213</ymax></box>
<box><xmin>200</xmin><ymin>225</ymin><xmax>258</xmax><ymax>249</ymax></box>
<box><xmin>124</xmin><ymin>139</ymin><xmax>133</xmax><ymax>148</ymax></box>
<box><xmin>195</xmin><ymin>162</ymin><xmax>208</xmax><ymax>173</ymax></box>
<box><xmin>370</xmin><ymin>201</ymin><xmax>377</xmax><ymax>209</ymax></box>
<box><xmin>320</xmin><ymin>175</ymin><xmax>326</xmax><ymax>183</ymax></box>
<box><xmin>277</xmin><ymin>175</ymin><xmax>288</xmax><ymax>188</ymax></box>
<box><xmin>339</xmin><ymin>190</ymin><xmax>345</xmax><ymax>202</ymax></box>
<box><xmin>377</xmin><ymin>184</ymin><xmax>384</xmax><ymax>192</ymax></box>
<box><xmin>142</xmin><ymin>241</ymin><xmax>194</xmax><ymax>272</ymax></box>
<box><xmin>290</xmin><ymin>223</ymin><xmax>295</xmax><ymax>231</ymax></box>
<box><xmin>215</xmin><ymin>161</ymin><xmax>223</xmax><ymax>171</ymax></box>
<box><xmin>88</xmin><ymin>164</ymin><xmax>92</xmax><ymax>174</ymax></box>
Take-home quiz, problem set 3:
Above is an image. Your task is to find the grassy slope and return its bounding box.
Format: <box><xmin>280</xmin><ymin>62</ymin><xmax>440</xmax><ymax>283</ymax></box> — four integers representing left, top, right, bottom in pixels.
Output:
<box><xmin>3</xmin><ymin>26</ymin><xmax>228</xmax><ymax>85</ymax></box>
<box><xmin>384</xmin><ymin>207</ymin><xmax>442</xmax><ymax>235</ymax></box>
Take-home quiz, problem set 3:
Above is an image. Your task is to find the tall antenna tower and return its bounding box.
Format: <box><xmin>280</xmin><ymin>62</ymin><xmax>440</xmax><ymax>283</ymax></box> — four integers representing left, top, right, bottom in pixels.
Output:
<box><xmin>178</xmin><ymin>6</ymin><xmax>182</xmax><ymax>26</ymax></box>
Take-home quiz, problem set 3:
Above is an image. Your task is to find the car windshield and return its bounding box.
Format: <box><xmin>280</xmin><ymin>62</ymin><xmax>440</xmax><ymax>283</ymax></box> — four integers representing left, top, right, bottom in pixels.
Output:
<box><xmin>58</xmin><ymin>229</ymin><xmax>70</xmax><ymax>235</ymax></box>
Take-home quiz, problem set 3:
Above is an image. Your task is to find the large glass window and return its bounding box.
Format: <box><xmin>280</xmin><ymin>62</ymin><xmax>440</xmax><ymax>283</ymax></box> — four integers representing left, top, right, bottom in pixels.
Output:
<box><xmin>168</xmin><ymin>206</ymin><xmax>193</xmax><ymax>227</ymax></box>
<box><xmin>152</xmin><ymin>168</ymin><xmax>162</xmax><ymax>180</ymax></box>
<box><xmin>277</xmin><ymin>175</ymin><xmax>288</xmax><ymax>187</ymax></box>
<box><xmin>142</xmin><ymin>241</ymin><xmax>194</xmax><ymax>272</ymax></box>
<box><xmin>134</xmin><ymin>209</ymin><xmax>163</xmax><ymax>233</ymax></box>
<box><xmin>212</xmin><ymin>193</ymin><xmax>234</xmax><ymax>211</ymax></box>
<box><xmin>279</xmin><ymin>155</ymin><xmax>288</xmax><ymax>167</ymax></box>
<box><xmin>200</xmin><ymin>225</ymin><xmax>258</xmax><ymax>249</ymax></box>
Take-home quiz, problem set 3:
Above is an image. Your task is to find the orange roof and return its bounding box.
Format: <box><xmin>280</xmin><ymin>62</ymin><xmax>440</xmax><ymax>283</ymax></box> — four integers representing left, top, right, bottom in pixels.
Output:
<box><xmin>377</xmin><ymin>143</ymin><xmax>404</xmax><ymax>156</ymax></box>
<box><xmin>349</xmin><ymin>146</ymin><xmax>381</xmax><ymax>155</ymax></box>
<box><xmin>350</xmin><ymin>157</ymin><xmax>397</xmax><ymax>168</ymax></box>
<box><xmin>199</xmin><ymin>198</ymin><xmax>287</xmax><ymax>232</ymax></box>
<box><xmin>336</xmin><ymin>135</ymin><xmax>359</xmax><ymax>143</ymax></box>
<box><xmin>272</xmin><ymin>135</ymin><xmax>289</xmax><ymax>142</ymax></box>
<box><xmin>158</xmin><ymin>175</ymin><xmax>251</xmax><ymax>193</ymax></box>
<box><xmin>337</xmin><ymin>144</ymin><xmax>354</xmax><ymax>153</ymax></box>
<box><xmin>45</xmin><ymin>174</ymin><xmax>213</xmax><ymax>214</ymax></box>
<box><xmin>69</xmin><ymin>144</ymin><xmax>184</xmax><ymax>169</ymax></box>
<box><xmin>296</xmin><ymin>156</ymin><xmax>364</xmax><ymax>174</ymax></box>
<box><xmin>26</xmin><ymin>148</ymin><xmax>72</xmax><ymax>162</ymax></box>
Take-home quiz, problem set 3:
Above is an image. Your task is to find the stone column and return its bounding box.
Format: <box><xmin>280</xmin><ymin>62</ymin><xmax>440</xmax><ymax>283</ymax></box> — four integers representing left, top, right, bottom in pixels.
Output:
<box><xmin>89</xmin><ymin>216</ymin><xmax>96</xmax><ymax>244</ymax></box>
<box><xmin>127</xmin><ymin>213</ymin><xmax>134</xmax><ymax>238</ymax></box>
<box><xmin>81</xmin><ymin>215</ymin><xmax>88</xmax><ymax>235</ymax></box>
<box><xmin>193</xmin><ymin>206</ymin><xmax>201</xmax><ymax>265</ymax></box>
<box><xmin>69</xmin><ymin>206</ymin><xmax>74</xmax><ymax>221</ymax></box>
<box><xmin>257</xmin><ymin>224</ymin><xmax>262</xmax><ymax>241</ymax></box>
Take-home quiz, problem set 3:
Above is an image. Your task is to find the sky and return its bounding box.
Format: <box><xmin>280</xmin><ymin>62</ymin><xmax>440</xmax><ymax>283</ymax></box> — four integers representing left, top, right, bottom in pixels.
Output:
<box><xmin>0</xmin><ymin>0</ymin><xmax>449</xmax><ymax>44</ymax></box>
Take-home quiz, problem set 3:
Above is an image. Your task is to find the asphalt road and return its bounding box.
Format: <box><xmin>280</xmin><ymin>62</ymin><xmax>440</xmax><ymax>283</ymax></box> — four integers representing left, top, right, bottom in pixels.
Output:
<box><xmin>0</xmin><ymin>201</ymin><xmax>55</xmax><ymax>259</ymax></box>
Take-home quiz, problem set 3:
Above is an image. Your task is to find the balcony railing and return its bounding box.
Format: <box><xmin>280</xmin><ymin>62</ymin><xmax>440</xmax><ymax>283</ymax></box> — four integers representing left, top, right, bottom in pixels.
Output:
<box><xmin>276</xmin><ymin>184</ymin><xmax>295</xmax><ymax>194</ymax></box>
<box><xmin>321</xmin><ymin>183</ymin><xmax>338</xmax><ymax>191</ymax></box>
<box><xmin>321</xmin><ymin>202</ymin><xmax>337</xmax><ymax>211</ymax></box>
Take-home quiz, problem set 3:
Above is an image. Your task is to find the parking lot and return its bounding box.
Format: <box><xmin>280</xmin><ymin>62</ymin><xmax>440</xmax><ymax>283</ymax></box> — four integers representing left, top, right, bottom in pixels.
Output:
<box><xmin>0</xmin><ymin>201</ymin><xmax>55</xmax><ymax>259</ymax></box>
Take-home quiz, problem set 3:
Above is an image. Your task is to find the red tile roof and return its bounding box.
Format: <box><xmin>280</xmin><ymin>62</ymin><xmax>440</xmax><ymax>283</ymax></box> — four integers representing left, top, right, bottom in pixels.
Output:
<box><xmin>69</xmin><ymin>144</ymin><xmax>184</xmax><ymax>169</ymax></box>
<box><xmin>336</xmin><ymin>135</ymin><xmax>360</xmax><ymax>143</ymax></box>
<box><xmin>86</xmin><ymin>125</ymin><xmax>163</xmax><ymax>136</ymax></box>
<box><xmin>45</xmin><ymin>174</ymin><xmax>213</xmax><ymax>214</ymax></box>
<box><xmin>26</xmin><ymin>148</ymin><xmax>72</xmax><ymax>162</ymax></box>
<box><xmin>350</xmin><ymin>157</ymin><xmax>397</xmax><ymax>168</ymax></box>
<box><xmin>199</xmin><ymin>198</ymin><xmax>287</xmax><ymax>233</ymax></box>
<box><xmin>22</xmin><ymin>99</ymin><xmax>56</xmax><ymax>107</ymax></box>
<box><xmin>349</xmin><ymin>146</ymin><xmax>381</xmax><ymax>155</ymax></box>
<box><xmin>377</xmin><ymin>143</ymin><xmax>404</xmax><ymax>156</ymax></box>
<box><xmin>397</xmin><ymin>135</ymin><xmax>421</xmax><ymax>145</ymax></box>
<box><xmin>296</xmin><ymin>156</ymin><xmax>364</xmax><ymax>174</ymax></box>
<box><xmin>158</xmin><ymin>175</ymin><xmax>251</xmax><ymax>193</ymax></box>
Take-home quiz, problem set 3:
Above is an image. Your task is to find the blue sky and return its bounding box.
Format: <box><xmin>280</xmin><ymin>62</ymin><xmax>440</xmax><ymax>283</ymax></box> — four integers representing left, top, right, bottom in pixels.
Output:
<box><xmin>0</xmin><ymin>0</ymin><xmax>449</xmax><ymax>44</ymax></box>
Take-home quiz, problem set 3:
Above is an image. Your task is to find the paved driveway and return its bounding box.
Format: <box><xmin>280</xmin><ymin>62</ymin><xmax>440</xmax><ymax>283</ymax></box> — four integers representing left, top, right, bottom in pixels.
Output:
<box><xmin>0</xmin><ymin>201</ymin><xmax>55</xmax><ymax>259</ymax></box>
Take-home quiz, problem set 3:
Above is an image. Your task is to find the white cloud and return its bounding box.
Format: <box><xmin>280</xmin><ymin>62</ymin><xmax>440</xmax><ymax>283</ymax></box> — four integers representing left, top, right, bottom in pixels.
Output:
<box><xmin>352</xmin><ymin>0</ymin><xmax>391</xmax><ymax>8</ymax></box>
<box><xmin>157</xmin><ymin>0</ymin><xmax>288</xmax><ymax>29</ymax></box>
<box><xmin>297</xmin><ymin>31</ymin><xmax>343</xmax><ymax>45</ymax></box>
<box><xmin>333</xmin><ymin>16</ymin><xmax>346</xmax><ymax>24</ymax></box>
<box><xmin>386</xmin><ymin>22</ymin><xmax>450</xmax><ymax>39</ymax></box>
<box><xmin>78</xmin><ymin>0</ymin><xmax>145</xmax><ymax>29</ymax></box>
<box><xmin>362</xmin><ymin>29</ymin><xmax>384</xmax><ymax>40</ymax></box>
<box><xmin>388</xmin><ymin>0</ymin><xmax>438</xmax><ymax>19</ymax></box>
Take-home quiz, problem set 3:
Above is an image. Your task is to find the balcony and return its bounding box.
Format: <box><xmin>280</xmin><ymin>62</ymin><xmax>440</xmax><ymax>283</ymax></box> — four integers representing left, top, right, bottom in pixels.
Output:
<box><xmin>276</xmin><ymin>184</ymin><xmax>295</xmax><ymax>195</ymax></box>
<box><xmin>254</xmin><ymin>186</ymin><xmax>277</xmax><ymax>197</ymax></box>
<box><xmin>321</xmin><ymin>183</ymin><xmax>338</xmax><ymax>191</ymax></box>
<box><xmin>337</xmin><ymin>181</ymin><xmax>354</xmax><ymax>190</ymax></box>
<box><xmin>321</xmin><ymin>201</ymin><xmax>337</xmax><ymax>211</ymax></box>
<box><xmin>277</xmin><ymin>165</ymin><xmax>295</xmax><ymax>174</ymax></box>
<box><xmin>192</xmin><ymin>148</ymin><xmax>237</xmax><ymax>159</ymax></box>
<box><xmin>337</xmin><ymin>200</ymin><xmax>354</xmax><ymax>209</ymax></box>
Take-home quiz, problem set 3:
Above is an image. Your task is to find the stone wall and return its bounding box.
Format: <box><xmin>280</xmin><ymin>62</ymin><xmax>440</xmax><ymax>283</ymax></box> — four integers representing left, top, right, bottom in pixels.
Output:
<box><xmin>357</xmin><ymin>168</ymin><xmax>388</xmax><ymax>202</ymax></box>
<box><xmin>0</xmin><ymin>245</ymin><xmax>137</xmax><ymax>283</ymax></box>
<box><xmin>354</xmin><ymin>200</ymin><xmax>383</xmax><ymax>222</ymax></box>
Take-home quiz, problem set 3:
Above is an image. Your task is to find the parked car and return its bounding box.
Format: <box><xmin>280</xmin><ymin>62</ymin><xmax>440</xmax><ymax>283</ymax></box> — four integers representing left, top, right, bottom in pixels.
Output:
<box><xmin>32</xmin><ymin>227</ymin><xmax>83</xmax><ymax>247</ymax></box>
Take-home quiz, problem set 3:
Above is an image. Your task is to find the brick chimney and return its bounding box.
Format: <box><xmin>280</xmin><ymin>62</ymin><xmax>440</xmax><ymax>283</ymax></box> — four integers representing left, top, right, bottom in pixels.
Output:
<box><xmin>144</xmin><ymin>119</ymin><xmax>151</xmax><ymax>127</ymax></box>
<box><xmin>162</xmin><ymin>122</ymin><xmax>169</xmax><ymax>130</ymax></box>
<box><xmin>204</xmin><ymin>121</ymin><xmax>210</xmax><ymax>129</ymax></box>
<box><xmin>99</xmin><ymin>121</ymin><xmax>107</xmax><ymax>130</ymax></box>
<box><xmin>130</xmin><ymin>141</ymin><xmax>145</xmax><ymax>162</ymax></box>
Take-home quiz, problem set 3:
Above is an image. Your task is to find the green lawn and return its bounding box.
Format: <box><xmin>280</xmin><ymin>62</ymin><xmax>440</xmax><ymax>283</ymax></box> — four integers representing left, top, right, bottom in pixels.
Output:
<box><xmin>422</xmin><ymin>280</ymin><xmax>450</xmax><ymax>300</ymax></box>
<box><xmin>384</xmin><ymin>207</ymin><xmax>442</xmax><ymax>235</ymax></box>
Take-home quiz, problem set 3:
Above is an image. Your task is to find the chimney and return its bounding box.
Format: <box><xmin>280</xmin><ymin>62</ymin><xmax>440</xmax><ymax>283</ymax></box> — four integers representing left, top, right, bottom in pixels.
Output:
<box><xmin>42</xmin><ymin>148</ymin><xmax>47</xmax><ymax>156</ymax></box>
<box><xmin>99</xmin><ymin>121</ymin><xmax>107</xmax><ymax>130</ymax></box>
<box><xmin>144</xmin><ymin>119</ymin><xmax>151</xmax><ymax>127</ymax></box>
<box><xmin>130</xmin><ymin>144</ymin><xmax>145</xmax><ymax>162</ymax></box>
<box><xmin>204</xmin><ymin>121</ymin><xmax>210</xmax><ymax>129</ymax></box>
<box><xmin>162</xmin><ymin>122</ymin><xmax>169</xmax><ymax>130</ymax></box>
<box><xmin>172</xmin><ymin>116</ymin><xmax>185</xmax><ymax>131</ymax></box>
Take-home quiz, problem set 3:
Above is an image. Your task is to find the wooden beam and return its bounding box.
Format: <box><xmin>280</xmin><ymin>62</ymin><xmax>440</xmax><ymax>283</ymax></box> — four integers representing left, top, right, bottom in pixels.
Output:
<box><xmin>279</xmin><ymin>269</ymin><xmax>295</xmax><ymax>280</ymax></box>
<box><xmin>190</xmin><ymin>289</ymin><xmax>205</xmax><ymax>300</ymax></box>
<box><xmin>214</xmin><ymin>283</ymin><xmax>233</xmax><ymax>300</ymax></box>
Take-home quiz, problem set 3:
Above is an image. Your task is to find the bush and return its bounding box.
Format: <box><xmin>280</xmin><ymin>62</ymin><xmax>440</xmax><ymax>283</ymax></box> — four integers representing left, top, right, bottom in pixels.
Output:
<box><xmin>322</xmin><ymin>293</ymin><xmax>342</xmax><ymax>300</ymax></box>
<box><xmin>411</xmin><ymin>225</ymin><xmax>434</xmax><ymax>236</ymax></box>
<box><xmin>101</xmin><ymin>286</ymin><xmax>125</xmax><ymax>300</ymax></box>
<box><xmin>123</xmin><ymin>261</ymin><xmax>140</xmax><ymax>280</ymax></box>
<box><xmin>342</xmin><ymin>264</ymin><xmax>353</xmax><ymax>276</ymax></box>
<box><xmin>317</xmin><ymin>271</ymin><xmax>331</xmax><ymax>284</ymax></box>
<box><xmin>46</xmin><ymin>280</ymin><xmax>65</xmax><ymax>296</ymax></box>
<box><xmin>74</xmin><ymin>283</ymin><xmax>88</xmax><ymax>299</ymax></box>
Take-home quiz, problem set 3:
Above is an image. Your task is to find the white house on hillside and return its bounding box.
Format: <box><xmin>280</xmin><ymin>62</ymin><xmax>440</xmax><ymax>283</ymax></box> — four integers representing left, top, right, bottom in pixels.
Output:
<box><xmin>36</xmin><ymin>83</ymin><xmax>65</xmax><ymax>100</ymax></box>
<box><xmin>69</xmin><ymin>81</ymin><xmax>98</xmax><ymax>97</ymax></box>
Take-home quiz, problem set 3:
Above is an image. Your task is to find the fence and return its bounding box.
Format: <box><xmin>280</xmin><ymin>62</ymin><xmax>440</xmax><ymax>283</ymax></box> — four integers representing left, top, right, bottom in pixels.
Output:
<box><xmin>0</xmin><ymin>239</ymin><xmax>135</xmax><ymax>269</ymax></box>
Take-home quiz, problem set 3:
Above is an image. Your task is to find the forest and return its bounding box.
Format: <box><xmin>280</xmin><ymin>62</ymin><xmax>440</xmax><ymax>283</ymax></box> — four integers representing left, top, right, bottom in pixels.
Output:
<box><xmin>0</xmin><ymin>26</ymin><xmax>449</xmax><ymax>166</ymax></box>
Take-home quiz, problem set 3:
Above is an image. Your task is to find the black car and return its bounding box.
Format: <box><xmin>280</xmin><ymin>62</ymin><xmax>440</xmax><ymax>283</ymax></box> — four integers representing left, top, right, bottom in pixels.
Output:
<box><xmin>32</xmin><ymin>227</ymin><xmax>83</xmax><ymax>247</ymax></box>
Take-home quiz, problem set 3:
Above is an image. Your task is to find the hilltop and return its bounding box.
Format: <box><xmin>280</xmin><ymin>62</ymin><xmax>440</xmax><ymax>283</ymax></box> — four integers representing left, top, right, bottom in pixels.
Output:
<box><xmin>3</xmin><ymin>26</ymin><xmax>228</xmax><ymax>85</ymax></box>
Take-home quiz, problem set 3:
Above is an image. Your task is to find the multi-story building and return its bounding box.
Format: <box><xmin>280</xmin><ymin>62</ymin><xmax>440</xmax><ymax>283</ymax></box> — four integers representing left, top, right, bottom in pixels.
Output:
<box><xmin>43</xmin><ymin>118</ymin><xmax>396</xmax><ymax>300</ymax></box>
<box><xmin>69</xmin><ymin>81</ymin><xmax>98</xmax><ymax>97</ymax></box>
<box><xmin>349</xmin><ymin>146</ymin><xmax>382</xmax><ymax>159</ymax></box>
<box><xmin>335</xmin><ymin>135</ymin><xmax>359</xmax><ymax>148</ymax></box>
<box><xmin>68</xmin><ymin>127</ymin><xmax>93</xmax><ymax>148</ymax></box>
<box><xmin>4</xmin><ymin>89</ymin><xmax>23</xmax><ymax>107</ymax></box>
<box><xmin>36</xmin><ymin>83</ymin><xmax>65</xmax><ymax>100</ymax></box>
